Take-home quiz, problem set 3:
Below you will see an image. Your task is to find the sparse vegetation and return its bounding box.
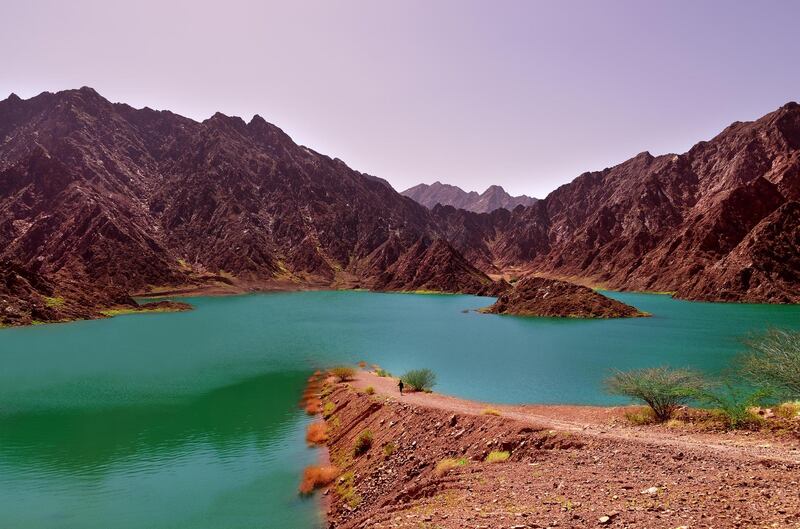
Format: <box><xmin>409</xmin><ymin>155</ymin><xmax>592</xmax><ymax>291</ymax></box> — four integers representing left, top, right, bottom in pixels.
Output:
<box><xmin>401</xmin><ymin>368</ymin><xmax>437</xmax><ymax>392</ymax></box>
<box><xmin>624</xmin><ymin>407</ymin><xmax>657</xmax><ymax>426</ymax></box>
<box><xmin>298</xmin><ymin>465</ymin><xmax>339</xmax><ymax>495</ymax></box>
<box><xmin>695</xmin><ymin>380</ymin><xmax>770</xmax><ymax>430</ymax></box>
<box><xmin>353</xmin><ymin>429</ymin><xmax>373</xmax><ymax>456</ymax></box>
<box><xmin>363</xmin><ymin>386</ymin><xmax>375</xmax><ymax>395</ymax></box>
<box><xmin>335</xmin><ymin>471</ymin><xmax>361</xmax><ymax>508</ymax></box>
<box><xmin>322</xmin><ymin>401</ymin><xmax>336</xmax><ymax>418</ymax></box>
<box><xmin>358</xmin><ymin>361</ymin><xmax>367</xmax><ymax>368</ymax></box>
<box><xmin>306</xmin><ymin>421</ymin><xmax>328</xmax><ymax>444</ymax></box>
<box><xmin>604</xmin><ymin>367</ymin><xmax>705</xmax><ymax>422</ymax></box>
<box><xmin>382</xmin><ymin>442</ymin><xmax>396</xmax><ymax>458</ymax></box>
<box><xmin>775</xmin><ymin>401</ymin><xmax>800</xmax><ymax>419</ymax></box>
<box><xmin>375</xmin><ymin>368</ymin><xmax>392</xmax><ymax>377</ymax></box>
<box><xmin>485</xmin><ymin>450</ymin><xmax>510</xmax><ymax>463</ymax></box>
<box><xmin>482</xmin><ymin>407</ymin><xmax>501</xmax><ymax>416</ymax></box>
<box><xmin>330</xmin><ymin>366</ymin><xmax>356</xmax><ymax>382</ymax></box>
<box><xmin>435</xmin><ymin>457</ymin><xmax>468</xmax><ymax>475</ymax></box>
<box><xmin>740</xmin><ymin>329</ymin><xmax>800</xmax><ymax>399</ymax></box>
<box><xmin>44</xmin><ymin>296</ymin><xmax>65</xmax><ymax>308</ymax></box>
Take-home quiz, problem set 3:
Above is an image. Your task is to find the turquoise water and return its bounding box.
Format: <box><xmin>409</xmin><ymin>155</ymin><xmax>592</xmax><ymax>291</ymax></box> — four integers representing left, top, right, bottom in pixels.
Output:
<box><xmin>0</xmin><ymin>291</ymin><xmax>798</xmax><ymax>528</ymax></box>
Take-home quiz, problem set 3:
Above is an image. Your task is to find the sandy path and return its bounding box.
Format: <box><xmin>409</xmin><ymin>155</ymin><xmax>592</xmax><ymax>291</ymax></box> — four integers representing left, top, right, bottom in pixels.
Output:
<box><xmin>351</xmin><ymin>370</ymin><xmax>800</xmax><ymax>464</ymax></box>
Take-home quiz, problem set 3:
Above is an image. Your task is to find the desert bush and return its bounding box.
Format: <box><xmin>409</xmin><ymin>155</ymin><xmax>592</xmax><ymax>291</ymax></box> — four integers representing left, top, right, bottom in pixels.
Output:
<box><xmin>740</xmin><ymin>329</ymin><xmax>800</xmax><ymax>399</ymax></box>
<box><xmin>376</xmin><ymin>368</ymin><xmax>392</xmax><ymax>377</ymax></box>
<box><xmin>330</xmin><ymin>366</ymin><xmax>356</xmax><ymax>381</ymax></box>
<box><xmin>353</xmin><ymin>429</ymin><xmax>373</xmax><ymax>456</ymax></box>
<box><xmin>401</xmin><ymin>369</ymin><xmax>437</xmax><ymax>392</ymax></box>
<box><xmin>304</xmin><ymin>397</ymin><xmax>322</xmax><ymax>415</ymax></box>
<box><xmin>775</xmin><ymin>401</ymin><xmax>800</xmax><ymax>419</ymax></box>
<box><xmin>306</xmin><ymin>421</ymin><xmax>328</xmax><ymax>444</ymax></box>
<box><xmin>604</xmin><ymin>367</ymin><xmax>705</xmax><ymax>422</ymax></box>
<box><xmin>382</xmin><ymin>442</ymin><xmax>396</xmax><ymax>457</ymax></box>
<box><xmin>695</xmin><ymin>380</ymin><xmax>770</xmax><ymax>429</ymax></box>
<box><xmin>298</xmin><ymin>465</ymin><xmax>339</xmax><ymax>494</ymax></box>
<box><xmin>363</xmin><ymin>386</ymin><xmax>375</xmax><ymax>395</ymax></box>
<box><xmin>485</xmin><ymin>450</ymin><xmax>510</xmax><ymax>463</ymax></box>
<box><xmin>322</xmin><ymin>401</ymin><xmax>336</xmax><ymax>418</ymax></box>
<box><xmin>435</xmin><ymin>457</ymin><xmax>468</xmax><ymax>475</ymax></box>
<box><xmin>624</xmin><ymin>407</ymin><xmax>657</xmax><ymax>426</ymax></box>
<box><xmin>358</xmin><ymin>361</ymin><xmax>367</xmax><ymax>368</ymax></box>
<box><xmin>482</xmin><ymin>408</ymin><xmax>501</xmax><ymax>416</ymax></box>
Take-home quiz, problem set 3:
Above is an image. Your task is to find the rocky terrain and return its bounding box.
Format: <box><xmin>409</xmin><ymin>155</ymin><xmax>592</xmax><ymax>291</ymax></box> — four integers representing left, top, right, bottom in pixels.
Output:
<box><xmin>0</xmin><ymin>87</ymin><xmax>798</xmax><ymax>326</ymax></box>
<box><xmin>435</xmin><ymin>102</ymin><xmax>800</xmax><ymax>303</ymax></box>
<box><xmin>481</xmin><ymin>276</ymin><xmax>646</xmax><ymax>318</ymax></box>
<box><xmin>311</xmin><ymin>371</ymin><xmax>800</xmax><ymax>529</ymax></box>
<box><xmin>0</xmin><ymin>88</ymin><xmax>498</xmax><ymax>324</ymax></box>
<box><xmin>402</xmin><ymin>181</ymin><xmax>537</xmax><ymax>213</ymax></box>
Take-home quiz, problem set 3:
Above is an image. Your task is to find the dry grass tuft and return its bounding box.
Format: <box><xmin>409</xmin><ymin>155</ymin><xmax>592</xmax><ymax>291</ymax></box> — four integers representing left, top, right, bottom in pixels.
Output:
<box><xmin>298</xmin><ymin>465</ymin><xmax>340</xmax><ymax>494</ymax></box>
<box><xmin>485</xmin><ymin>450</ymin><xmax>510</xmax><ymax>463</ymax></box>
<box><xmin>482</xmin><ymin>407</ymin><xmax>501</xmax><ymax>416</ymax></box>
<box><xmin>364</xmin><ymin>386</ymin><xmax>375</xmax><ymax>395</ymax></box>
<box><xmin>435</xmin><ymin>457</ymin><xmax>468</xmax><ymax>476</ymax></box>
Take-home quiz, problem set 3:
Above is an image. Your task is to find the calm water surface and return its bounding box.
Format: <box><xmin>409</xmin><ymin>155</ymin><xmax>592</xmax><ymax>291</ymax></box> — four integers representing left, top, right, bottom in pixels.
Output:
<box><xmin>0</xmin><ymin>291</ymin><xmax>798</xmax><ymax>528</ymax></box>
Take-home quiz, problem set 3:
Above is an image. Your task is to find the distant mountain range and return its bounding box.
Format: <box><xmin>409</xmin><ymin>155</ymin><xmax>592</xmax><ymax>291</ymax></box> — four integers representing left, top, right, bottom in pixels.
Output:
<box><xmin>401</xmin><ymin>182</ymin><xmax>537</xmax><ymax>213</ymax></box>
<box><xmin>0</xmin><ymin>87</ymin><xmax>797</xmax><ymax>324</ymax></box>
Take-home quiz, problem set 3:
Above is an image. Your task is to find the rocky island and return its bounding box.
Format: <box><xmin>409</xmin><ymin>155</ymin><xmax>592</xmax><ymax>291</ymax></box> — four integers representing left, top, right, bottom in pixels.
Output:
<box><xmin>481</xmin><ymin>276</ymin><xmax>647</xmax><ymax>318</ymax></box>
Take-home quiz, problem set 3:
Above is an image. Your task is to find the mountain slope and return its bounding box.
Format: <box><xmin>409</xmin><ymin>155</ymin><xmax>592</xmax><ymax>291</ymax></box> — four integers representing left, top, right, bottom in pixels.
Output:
<box><xmin>0</xmin><ymin>88</ymin><xmax>493</xmax><ymax>323</ymax></box>
<box><xmin>402</xmin><ymin>181</ymin><xmax>536</xmax><ymax>213</ymax></box>
<box><xmin>437</xmin><ymin>102</ymin><xmax>800</xmax><ymax>302</ymax></box>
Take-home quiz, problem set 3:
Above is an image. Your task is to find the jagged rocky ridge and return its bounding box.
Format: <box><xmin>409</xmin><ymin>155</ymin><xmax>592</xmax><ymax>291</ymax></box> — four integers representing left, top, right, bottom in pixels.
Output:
<box><xmin>0</xmin><ymin>88</ymin><xmax>797</xmax><ymax>326</ymax></box>
<box><xmin>434</xmin><ymin>102</ymin><xmax>800</xmax><ymax>303</ymax></box>
<box><xmin>402</xmin><ymin>181</ymin><xmax>537</xmax><ymax>213</ymax></box>
<box><xmin>481</xmin><ymin>276</ymin><xmax>646</xmax><ymax>318</ymax></box>
<box><xmin>0</xmin><ymin>87</ymin><xmax>496</xmax><ymax>324</ymax></box>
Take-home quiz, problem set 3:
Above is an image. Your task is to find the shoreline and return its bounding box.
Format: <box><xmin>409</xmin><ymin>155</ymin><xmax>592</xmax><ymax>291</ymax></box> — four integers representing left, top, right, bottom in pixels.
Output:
<box><xmin>306</xmin><ymin>369</ymin><xmax>800</xmax><ymax>528</ymax></box>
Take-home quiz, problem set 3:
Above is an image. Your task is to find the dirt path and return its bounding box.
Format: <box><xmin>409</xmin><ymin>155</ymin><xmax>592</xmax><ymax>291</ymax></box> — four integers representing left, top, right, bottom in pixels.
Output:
<box><xmin>351</xmin><ymin>370</ymin><xmax>800</xmax><ymax>464</ymax></box>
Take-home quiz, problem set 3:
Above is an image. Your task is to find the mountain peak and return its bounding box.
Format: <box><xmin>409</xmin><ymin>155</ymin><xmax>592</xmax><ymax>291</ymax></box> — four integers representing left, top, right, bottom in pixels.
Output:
<box><xmin>402</xmin><ymin>181</ymin><xmax>536</xmax><ymax>213</ymax></box>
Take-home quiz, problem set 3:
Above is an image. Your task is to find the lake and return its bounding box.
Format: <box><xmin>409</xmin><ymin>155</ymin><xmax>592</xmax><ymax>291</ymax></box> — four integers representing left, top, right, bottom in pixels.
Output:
<box><xmin>1</xmin><ymin>291</ymin><xmax>798</xmax><ymax>528</ymax></box>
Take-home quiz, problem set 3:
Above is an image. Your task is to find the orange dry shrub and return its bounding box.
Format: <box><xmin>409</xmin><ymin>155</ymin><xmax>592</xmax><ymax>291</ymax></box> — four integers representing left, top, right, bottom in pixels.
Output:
<box><xmin>306</xmin><ymin>421</ymin><xmax>328</xmax><ymax>445</ymax></box>
<box><xmin>358</xmin><ymin>361</ymin><xmax>367</xmax><ymax>368</ymax></box>
<box><xmin>299</xmin><ymin>465</ymin><xmax>340</xmax><ymax>495</ymax></box>
<box><xmin>304</xmin><ymin>397</ymin><xmax>322</xmax><ymax>415</ymax></box>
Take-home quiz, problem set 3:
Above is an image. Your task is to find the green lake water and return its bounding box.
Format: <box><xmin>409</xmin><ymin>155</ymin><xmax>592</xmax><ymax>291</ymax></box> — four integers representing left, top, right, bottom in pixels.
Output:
<box><xmin>0</xmin><ymin>291</ymin><xmax>798</xmax><ymax>528</ymax></box>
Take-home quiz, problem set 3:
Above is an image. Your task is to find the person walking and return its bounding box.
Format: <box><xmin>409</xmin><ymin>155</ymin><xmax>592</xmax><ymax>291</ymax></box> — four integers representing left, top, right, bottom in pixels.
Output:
<box><xmin>398</xmin><ymin>379</ymin><xmax>404</xmax><ymax>396</ymax></box>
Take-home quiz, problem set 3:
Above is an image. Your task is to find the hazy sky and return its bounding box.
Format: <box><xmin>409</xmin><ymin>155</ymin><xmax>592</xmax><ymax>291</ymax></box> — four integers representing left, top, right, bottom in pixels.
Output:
<box><xmin>3</xmin><ymin>1</ymin><xmax>799</xmax><ymax>197</ymax></box>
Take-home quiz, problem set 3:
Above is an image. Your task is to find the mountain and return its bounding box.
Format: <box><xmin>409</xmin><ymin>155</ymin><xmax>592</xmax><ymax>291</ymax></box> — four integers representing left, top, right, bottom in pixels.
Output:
<box><xmin>0</xmin><ymin>87</ymin><xmax>495</xmax><ymax>323</ymax></box>
<box><xmin>1</xmin><ymin>87</ymin><xmax>797</xmax><ymax>326</ymax></box>
<box><xmin>402</xmin><ymin>181</ymin><xmax>537</xmax><ymax>213</ymax></box>
<box><xmin>435</xmin><ymin>102</ymin><xmax>800</xmax><ymax>303</ymax></box>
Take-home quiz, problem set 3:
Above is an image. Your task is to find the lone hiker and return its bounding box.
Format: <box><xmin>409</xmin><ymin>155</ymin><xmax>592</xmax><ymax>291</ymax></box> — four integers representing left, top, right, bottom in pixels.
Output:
<box><xmin>398</xmin><ymin>379</ymin><xmax>404</xmax><ymax>396</ymax></box>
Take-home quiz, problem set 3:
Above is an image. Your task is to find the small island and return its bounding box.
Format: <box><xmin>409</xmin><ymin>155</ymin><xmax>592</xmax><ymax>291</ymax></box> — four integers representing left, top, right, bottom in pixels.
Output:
<box><xmin>481</xmin><ymin>276</ymin><xmax>647</xmax><ymax>318</ymax></box>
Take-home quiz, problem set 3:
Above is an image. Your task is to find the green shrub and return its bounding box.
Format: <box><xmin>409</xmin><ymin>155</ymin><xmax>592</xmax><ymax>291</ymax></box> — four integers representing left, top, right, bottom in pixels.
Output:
<box><xmin>604</xmin><ymin>367</ymin><xmax>705</xmax><ymax>422</ymax></box>
<box><xmin>695</xmin><ymin>380</ymin><xmax>770</xmax><ymax>429</ymax></box>
<box><xmin>322</xmin><ymin>401</ymin><xmax>336</xmax><ymax>418</ymax></box>
<box><xmin>375</xmin><ymin>368</ymin><xmax>392</xmax><ymax>377</ymax></box>
<box><xmin>740</xmin><ymin>329</ymin><xmax>800</xmax><ymax>399</ymax></box>
<box><xmin>382</xmin><ymin>442</ymin><xmax>396</xmax><ymax>457</ymax></box>
<box><xmin>485</xmin><ymin>450</ymin><xmax>510</xmax><ymax>463</ymax></box>
<box><xmin>353</xmin><ymin>430</ymin><xmax>373</xmax><ymax>456</ymax></box>
<box><xmin>401</xmin><ymin>369</ymin><xmax>437</xmax><ymax>392</ymax></box>
<box><xmin>363</xmin><ymin>386</ymin><xmax>375</xmax><ymax>395</ymax></box>
<box><xmin>330</xmin><ymin>366</ymin><xmax>356</xmax><ymax>382</ymax></box>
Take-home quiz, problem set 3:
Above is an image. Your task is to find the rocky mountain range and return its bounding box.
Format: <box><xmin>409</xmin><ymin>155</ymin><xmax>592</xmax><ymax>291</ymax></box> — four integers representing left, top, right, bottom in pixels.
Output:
<box><xmin>0</xmin><ymin>87</ymin><xmax>797</xmax><ymax>325</ymax></box>
<box><xmin>402</xmin><ymin>181</ymin><xmax>537</xmax><ymax>213</ymax></box>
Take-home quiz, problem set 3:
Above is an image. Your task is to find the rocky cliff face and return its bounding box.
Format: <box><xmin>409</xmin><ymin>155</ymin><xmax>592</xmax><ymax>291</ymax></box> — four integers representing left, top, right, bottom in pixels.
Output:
<box><xmin>0</xmin><ymin>88</ymin><xmax>495</xmax><ymax>324</ymax></box>
<box><xmin>439</xmin><ymin>103</ymin><xmax>800</xmax><ymax>303</ymax></box>
<box><xmin>402</xmin><ymin>181</ymin><xmax>537</xmax><ymax>213</ymax></box>
<box><xmin>1</xmin><ymin>88</ymin><xmax>797</xmax><ymax>325</ymax></box>
<box><xmin>482</xmin><ymin>276</ymin><xmax>646</xmax><ymax>318</ymax></box>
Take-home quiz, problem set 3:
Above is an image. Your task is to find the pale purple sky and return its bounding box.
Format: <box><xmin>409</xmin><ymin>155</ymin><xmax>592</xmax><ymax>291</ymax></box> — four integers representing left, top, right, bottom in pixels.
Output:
<box><xmin>3</xmin><ymin>1</ymin><xmax>799</xmax><ymax>197</ymax></box>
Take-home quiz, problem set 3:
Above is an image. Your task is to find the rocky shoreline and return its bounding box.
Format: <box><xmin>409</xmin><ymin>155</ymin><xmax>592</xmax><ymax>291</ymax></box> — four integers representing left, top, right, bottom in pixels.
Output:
<box><xmin>306</xmin><ymin>370</ymin><xmax>800</xmax><ymax>529</ymax></box>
